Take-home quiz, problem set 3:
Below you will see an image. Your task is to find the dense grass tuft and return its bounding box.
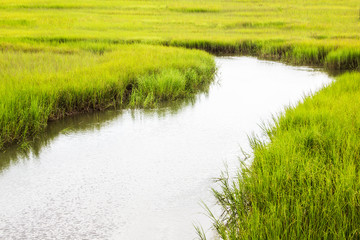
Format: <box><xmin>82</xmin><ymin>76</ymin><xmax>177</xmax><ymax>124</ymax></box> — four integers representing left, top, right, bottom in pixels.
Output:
<box><xmin>325</xmin><ymin>49</ymin><xmax>360</xmax><ymax>70</ymax></box>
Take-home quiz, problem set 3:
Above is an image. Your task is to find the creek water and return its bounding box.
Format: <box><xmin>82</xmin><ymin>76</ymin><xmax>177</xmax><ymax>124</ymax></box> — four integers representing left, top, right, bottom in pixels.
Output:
<box><xmin>0</xmin><ymin>57</ymin><xmax>333</xmax><ymax>240</ymax></box>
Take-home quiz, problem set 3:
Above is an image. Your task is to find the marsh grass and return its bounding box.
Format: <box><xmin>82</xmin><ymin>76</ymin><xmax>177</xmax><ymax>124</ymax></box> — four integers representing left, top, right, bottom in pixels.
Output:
<box><xmin>0</xmin><ymin>44</ymin><xmax>215</xmax><ymax>149</ymax></box>
<box><xmin>199</xmin><ymin>72</ymin><xmax>360</xmax><ymax>239</ymax></box>
<box><xmin>1</xmin><ymin>0</ymin><xmax>360</xmax><ymax>237</ymax></box>
<box><xmin>1</xmin><ymin>0</ymin><xmax>359</xmax><ymax>70</ymax></box>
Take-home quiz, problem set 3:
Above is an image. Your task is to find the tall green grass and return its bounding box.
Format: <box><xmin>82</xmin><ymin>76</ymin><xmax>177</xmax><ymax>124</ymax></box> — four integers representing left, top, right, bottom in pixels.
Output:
<box><xmin>0</xmin><ymin>44</ymin><xmax>215</xmax><ymax>148</ymax></box>
<box><xmin>1</xmin><ymin>0</ymin><xmax>360</xmax><ymax>237</ymax></box>
<box><xmin>201</xmin><ymin>72</ymin><xmax>360</xmax><ymax>239</ymax></box>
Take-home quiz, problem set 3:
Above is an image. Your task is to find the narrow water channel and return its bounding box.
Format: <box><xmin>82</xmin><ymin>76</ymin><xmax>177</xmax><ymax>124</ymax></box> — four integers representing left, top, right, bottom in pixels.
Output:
<box><xmin>0</xmin><ymin>57</ymin><xmax>332</xmax><ymax>240</ymax></box>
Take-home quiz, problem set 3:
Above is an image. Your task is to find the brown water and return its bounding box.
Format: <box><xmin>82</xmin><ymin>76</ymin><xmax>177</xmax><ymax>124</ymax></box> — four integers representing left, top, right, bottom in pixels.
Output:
<box><xmin>0</xmin><ymin>57</ymin><xmax>333</xmax><ymax>240</ymax></box>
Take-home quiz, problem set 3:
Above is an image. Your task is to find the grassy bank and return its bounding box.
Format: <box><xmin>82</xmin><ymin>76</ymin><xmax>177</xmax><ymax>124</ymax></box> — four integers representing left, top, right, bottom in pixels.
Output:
<box><xmin>0</xmin><ymin>44</ymin><xmax>215</xmax><ymax>148</ymax></box>
<box><xmin>1</xmin><ymin>0</ymin><xmax>360</xmax><ymax>238</ymax></box>
<box><xmin>203</xmin><ymin>72</ymin><xmax>360</xmax><ymax>239</ymax></box>
<box><xmin>1</xmin><ymin>0</ymin><xmax>360</xmax><ymax>149</ymax></box>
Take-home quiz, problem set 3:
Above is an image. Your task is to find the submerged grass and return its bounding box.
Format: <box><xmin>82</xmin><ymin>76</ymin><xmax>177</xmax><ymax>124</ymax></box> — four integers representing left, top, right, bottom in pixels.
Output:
<box><xmin>0</xmin><ymin>44</ymin><xmax>215</xmax><ymax>149</ymax></box>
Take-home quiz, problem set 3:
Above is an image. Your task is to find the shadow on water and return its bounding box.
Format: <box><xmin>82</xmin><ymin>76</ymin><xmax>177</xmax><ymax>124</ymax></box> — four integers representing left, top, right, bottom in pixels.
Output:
<box><xmin>0</xmin><ymin>85</ymin><xmax>212</xmax><ymax>172</ymax></box>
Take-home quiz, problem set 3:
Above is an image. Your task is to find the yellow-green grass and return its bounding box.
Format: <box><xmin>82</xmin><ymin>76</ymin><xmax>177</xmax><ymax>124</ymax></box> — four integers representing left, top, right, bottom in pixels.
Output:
<box><xmin>204</xmin><ymin>72</ymin><xmax>360</xmax><ymax>239</ymax></box>
<box><xmin>1</xmin><ymin>0</ymin><xmax>360</xmax><ymax>238</ymax></box>
<box><xmin>1</xmin><ymin>0</ymin><xmax>360</xmax><ymax>70</ymax></box>
<box><xmin>0</xmin><ymin>44</ymin><xmax>215</xmax><ymax>148</ymax></box>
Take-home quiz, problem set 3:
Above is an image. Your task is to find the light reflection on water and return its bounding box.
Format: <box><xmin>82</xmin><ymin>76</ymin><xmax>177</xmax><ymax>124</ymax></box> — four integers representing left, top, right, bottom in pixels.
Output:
<box><xmin>0</xmin><ymin>57</ymin><xmax>333</xmax><ymax>240</ymax></box>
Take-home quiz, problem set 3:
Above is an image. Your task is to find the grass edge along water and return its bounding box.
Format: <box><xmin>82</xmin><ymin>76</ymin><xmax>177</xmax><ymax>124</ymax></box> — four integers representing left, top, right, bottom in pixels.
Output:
<box><xmin>0</xmin><ymin>44</ymin><xmax>215</xmax><ymax>149</ymax></box>
<box><xmin>198</xmin><ymin>72</ymin><xmax>360</xmax><ymax>239</ymax></box>
<box><xmin>1</xmin><ymin>0</ymin><xmax>360</xmax><ymax>238</ymax></box>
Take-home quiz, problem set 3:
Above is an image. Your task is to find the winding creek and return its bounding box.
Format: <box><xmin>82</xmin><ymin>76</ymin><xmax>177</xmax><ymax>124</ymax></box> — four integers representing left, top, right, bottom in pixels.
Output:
<box><xmin>0</xmin><ymin>57</ymin><xmax>333</xmax><ymax>240</ymax></box>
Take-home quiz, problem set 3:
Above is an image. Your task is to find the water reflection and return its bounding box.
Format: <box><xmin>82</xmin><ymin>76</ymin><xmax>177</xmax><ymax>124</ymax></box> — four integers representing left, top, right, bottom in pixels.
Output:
<box><xmin>0</xmin><ymin>57</ymin><xmax>333</xmax><ymax>240</ymax></box>
<box><xmin>0</xmin><ymin>83</ymin><xmax>211</xmax><ymax>171</ymax></box>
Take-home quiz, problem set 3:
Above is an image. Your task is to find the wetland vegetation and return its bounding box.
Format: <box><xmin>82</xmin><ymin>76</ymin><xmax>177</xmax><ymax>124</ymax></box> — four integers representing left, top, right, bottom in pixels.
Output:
<box><xmin>201</xmin><ymin>72</ymin><xmax>360</xmax><ymax>239</ymax></box>
<box><xmin>1</xmin><ymin>0</ymin><xmax>360</xmax><ymax>239</ymax></box>
<box><xmin>0</xmin><ymin>45</ymin><xmax>214</xmax><ymax>148</ymax></box>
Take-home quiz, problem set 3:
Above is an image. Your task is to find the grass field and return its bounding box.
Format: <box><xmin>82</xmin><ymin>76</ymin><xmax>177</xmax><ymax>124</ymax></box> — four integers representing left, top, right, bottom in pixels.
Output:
<box><xmin>1</xmin><ymin>0</ymin><xmax>360</xmax><ymax>69</ymax></box>
<box><xmin>1</xmin><ymin>0</ymin><xmax>360</xmax><ymax>238</ymax></box>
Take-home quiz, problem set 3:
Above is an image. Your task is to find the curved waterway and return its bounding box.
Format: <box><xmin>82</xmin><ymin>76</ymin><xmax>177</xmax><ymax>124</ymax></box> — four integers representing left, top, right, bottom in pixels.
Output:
<box><xmin>0</xmin><ymin>57</ymin><xmax>332</xmax><ymax>240</ymax></box>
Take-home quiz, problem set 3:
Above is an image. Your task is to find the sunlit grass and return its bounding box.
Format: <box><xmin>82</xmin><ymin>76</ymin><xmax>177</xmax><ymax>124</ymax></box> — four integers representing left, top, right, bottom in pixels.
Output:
<box><xmin>201</xmin><ymin>72</ymin><xmax>360</xmax><ymax>239</ymax></box>
<box><xmin>0</xmin><ymin>44</ymin><xmax>215</xmax><ymax>148</ymax></box>
<box><xmin>1</xmin><ymin>0</ymin><xmax>360</xmax><ymax>237</ymax></box>
<box><xmin>0</xmin><ymin>0</ymin><xmax>360</xmax><ymax>70</ymax></box>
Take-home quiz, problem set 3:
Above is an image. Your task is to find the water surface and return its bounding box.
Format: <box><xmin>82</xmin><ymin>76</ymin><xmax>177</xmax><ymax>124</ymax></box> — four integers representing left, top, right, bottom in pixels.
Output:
<box><xmin>0</xmin><ymin>57</ymin><xmax>333</xmax><ymax>240</ymax></box>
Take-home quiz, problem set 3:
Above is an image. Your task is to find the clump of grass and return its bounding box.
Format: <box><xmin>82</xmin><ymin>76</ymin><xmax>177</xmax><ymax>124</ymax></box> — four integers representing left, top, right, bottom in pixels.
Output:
<box><xmin>129</xmin><ymin>68</ymin><xmax>207</xmax><ymax>108</ymax></box>
<box><xmin>325</xmin><ymin>48</ymin><xmax>360</xmax><ymax>70</ymax></box>
<box><xmin>169</xmin><ymin>7</ymin><xmax>220</xmax><ymax>13</ymax></box>
<box><xmin>0</xmin><ymin>19</ymin><xmax>33</xmax><ymax>27</ymax></box>
<box><xmin>0</xmin><ymin>44</ymin><xmax>215</xmax><ymax>149</ymax></box>
<box><xmin>200</xmin><ymin>72</ymin><xmax>360</xmax><ymax>239</ymax></box>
